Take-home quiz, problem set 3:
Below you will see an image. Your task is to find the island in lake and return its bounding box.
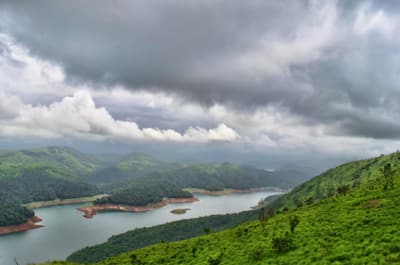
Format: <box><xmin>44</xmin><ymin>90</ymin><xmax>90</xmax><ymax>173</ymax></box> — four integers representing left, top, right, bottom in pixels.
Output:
<box><xmin>170</xmin><ymin>208</ymin><xmax>191</xmax><ymax>214</ymax></box>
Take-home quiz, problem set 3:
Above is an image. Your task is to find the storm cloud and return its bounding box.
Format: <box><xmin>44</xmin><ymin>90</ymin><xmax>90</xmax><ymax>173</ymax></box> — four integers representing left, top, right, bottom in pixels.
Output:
<box><xmin>1</xmin><ymin>0</ymin><xmax>400</xmax><ymax>142</ymax></box>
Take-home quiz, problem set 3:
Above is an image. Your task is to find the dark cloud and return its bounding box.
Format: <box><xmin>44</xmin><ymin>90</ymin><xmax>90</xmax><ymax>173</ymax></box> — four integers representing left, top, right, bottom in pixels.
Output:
<box><xmin>1</xmin><ymin>0</ymin><xmax>400</xmax><ymax>139</ymax></box>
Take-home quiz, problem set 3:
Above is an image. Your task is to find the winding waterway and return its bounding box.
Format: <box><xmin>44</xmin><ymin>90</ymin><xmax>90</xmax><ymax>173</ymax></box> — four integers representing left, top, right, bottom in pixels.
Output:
<box><xmin>0</xmin><ymin>191</ymin><xmax>280</xmax><ymax>265</ymax></box>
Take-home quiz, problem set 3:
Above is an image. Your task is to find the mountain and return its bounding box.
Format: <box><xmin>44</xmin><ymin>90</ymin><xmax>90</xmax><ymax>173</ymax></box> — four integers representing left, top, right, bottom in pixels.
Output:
<box><xmin>38</xmin><ymin>151</ymin><xmax>400</xmax><ymax>265</ymax></box>
<box><xmin>0</xmin><ymin>146</ymin><xmax>307</xmax><ymax>227</ymax></box>
<box><xmin>0</xmin><ymin>147</ymin><xmax>101</xmax><ymax>227</ymax></box>
<box><xmin>0</xmin><ymin>146</ymin><xmax>100</xmax><ymax>178</ymax></box>
<box><xmin>94</xmin><ymin>162</ymin><xmax>298</xmax><ymax>207</ymax></box>
<box><xmin>85</xmin><ymin>152</ymin><xmax>182</xmax><ymax>190</ymax></box>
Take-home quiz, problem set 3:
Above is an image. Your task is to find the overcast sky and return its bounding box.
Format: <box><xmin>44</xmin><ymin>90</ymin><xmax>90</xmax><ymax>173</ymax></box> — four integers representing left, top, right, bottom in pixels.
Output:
<box><xmin>0</xmin><ymin>0</ymin><xmax>400</xmax><ymax>171</ymax></box>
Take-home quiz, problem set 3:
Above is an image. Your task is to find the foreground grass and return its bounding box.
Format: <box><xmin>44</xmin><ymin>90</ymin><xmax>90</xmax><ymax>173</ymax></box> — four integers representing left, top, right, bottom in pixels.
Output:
<box><xmin>39</xmin><ymin>170</ymin><xmax>400</xmax><ymax>265</ymax></box>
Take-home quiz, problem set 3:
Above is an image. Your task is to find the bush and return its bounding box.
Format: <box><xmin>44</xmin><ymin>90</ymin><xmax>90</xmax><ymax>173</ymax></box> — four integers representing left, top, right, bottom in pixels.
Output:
<box><xmin>272</xmin><ymin>233</ymin><xmax>295</xmax><ymax>254</ymax></box>
<box><xmin>208</xmin><ymin>252</ymin><xmax>223</xmax><ymax>265</ymax></box>
<box><xmin>250</xmin><ymin>246</ymin><xmax>264</xmax><ymax>261</ymax></box>
<box><xmin>289</xmin><ymin>215</ymin><xmax>300</xmax><ymax>233</ymax></box>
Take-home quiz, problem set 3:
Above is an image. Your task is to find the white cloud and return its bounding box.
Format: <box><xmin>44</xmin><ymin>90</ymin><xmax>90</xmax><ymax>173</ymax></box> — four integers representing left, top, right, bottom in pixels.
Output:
<box><xmin>354</xmin><ymin>3</ymin><xmax>398</xmax><ymax>39</ymax></box>
<box><xmin>0</xmin><ymin>91</ymin><xmax>239</xmax><ymax>143</ymax></box>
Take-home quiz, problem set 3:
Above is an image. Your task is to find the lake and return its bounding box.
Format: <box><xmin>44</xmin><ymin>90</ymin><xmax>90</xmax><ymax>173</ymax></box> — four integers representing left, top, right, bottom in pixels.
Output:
<box><xmin>0</xmin><ymin>191</ymin><xmax>280</xmax><ymax>265</ymax></box>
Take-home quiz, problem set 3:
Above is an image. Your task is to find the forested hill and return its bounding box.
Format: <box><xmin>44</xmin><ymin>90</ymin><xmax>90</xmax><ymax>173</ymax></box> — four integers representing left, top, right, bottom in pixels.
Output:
<box><xmin>0</xmin><ymin>146</ymin><xmax>307</xmax><ymax>227</ymax></box>
<box><xmin>0</xmin><ymin>147</ymin><xmax>102</xmax><ymax>227</ymax></box>
<box><xmin>94</xmin><ymin>162</ymin><xmax>296</xmax><ymax>206</ymax></box>
<box><xmin>40</xmin><ymin>151</ymin><xmax>400</xmax><ymax>265</ymax></box>
<box><xmin>84</xmin><ymin>152</ymin><xmax>182</xmax><ymax>189</ymax></box>
<box><xmin>0</xmin><ymin>146</ymin><xmax>100</xmax><ymax>177</ymax></box>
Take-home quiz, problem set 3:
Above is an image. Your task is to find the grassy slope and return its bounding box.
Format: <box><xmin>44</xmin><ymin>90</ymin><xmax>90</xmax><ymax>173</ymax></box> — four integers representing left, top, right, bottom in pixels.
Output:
<box><xmin>40</xmin><ymin>152</ymin><xmax>400</xmax><ymax>265</ymax></box>
<box><xmin>268</xmin><ymin>152</ymin><xmax>400</xmax><ymax>210</ymax></box>
<box><xmin>67</xmin><ymin>211</ymin><xmax>257</xmax><ymax>263</ymax></box>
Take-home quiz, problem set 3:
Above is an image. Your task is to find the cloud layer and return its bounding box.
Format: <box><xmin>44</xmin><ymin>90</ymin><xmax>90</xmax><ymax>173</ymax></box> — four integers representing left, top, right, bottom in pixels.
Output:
<box><xmin>0</xmin><ymin>91</ymin><xmax>238</xmax><ymax>143</ymax></box>
<box><xmin>1</xmin><ymin>1</ymin><xmax>400</xmax><ymax>160</ymax></box>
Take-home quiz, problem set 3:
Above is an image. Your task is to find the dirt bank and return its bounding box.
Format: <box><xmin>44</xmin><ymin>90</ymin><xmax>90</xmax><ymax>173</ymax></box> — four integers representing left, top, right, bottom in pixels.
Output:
<box><xmin>0</xmin><ymin>216</ymin><xmax>43</xmax><ymax>235</ymax></box>
<box><xmin>78</xmin><ymin>197</ymin><xmax>199</xmax><ymax>218</ymax></box>
<box><xmin>24</xmin><ymin>194</ymin><xmax>109</xmax><ymax>209</ymax></box>
<box><xmin>186</xmin><ymin>187</ymin><xmax>288</xmax><ymax>196</ymax></box>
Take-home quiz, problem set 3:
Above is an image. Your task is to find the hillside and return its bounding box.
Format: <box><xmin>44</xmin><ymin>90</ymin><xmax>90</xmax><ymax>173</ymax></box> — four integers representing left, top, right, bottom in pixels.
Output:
<box><xmin>0</xmin><ymin>147</ymin><xmax>102</xmax><ymax>227</ymax></box>
<box><xmin>0</xmin><ymin>146</ymin><xmax>100</xmax><ymax>178</ymax></box>
<box><xmin>94</xmin><ymin>163</ymin><xmax>295</xmax><ymax>207</ymax></box>
<box><xmin>38</xmin><ymin>152</ymin><xmax>400</xmax><ymax>265</ymax></box>
<box><xmin>0</xmin><ymin>146</ymin><xmax>304</xmax><ymax>227</ymax></box>
<box><xmin>85</xmin><ymin>153</ymin><xmax>182</xmax><ymax>190</ymax></box>
<box><xmin>267</xmin><ymin>151</ymin><xmax>400</xmax><ymax>211</ymax></box>
<box><xmin>67</xmin><ymin>210</ymin><xmax>257</xmax><ymax>263</ymax></box>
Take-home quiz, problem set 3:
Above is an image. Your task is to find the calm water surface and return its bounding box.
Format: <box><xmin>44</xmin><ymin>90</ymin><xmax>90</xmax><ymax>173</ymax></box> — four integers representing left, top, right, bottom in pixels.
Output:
<box><xmin>0</xmin><ymin>191</ymin><xmax>280</xmax><ymax>265</ymax></box>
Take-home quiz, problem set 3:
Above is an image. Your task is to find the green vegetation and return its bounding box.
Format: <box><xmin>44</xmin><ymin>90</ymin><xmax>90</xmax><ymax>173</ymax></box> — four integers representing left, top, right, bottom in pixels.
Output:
<box><xmin>38</xmin><ymin>151</ymin><xmax>400</xmax><ymax>265</ymax></box>
<box><xmin>94</xmin><ymin>180</ymin><xmax>193</xmax><ymax>206</ymax></box>
<box><xmin>170</xmin><ymin>208</ymin><xmax>190</xmax><ymax>214</ymax></box>
<box><xmin>0</xmin><ymin>147</ymin><xmax>102</xmax><ymax>226</ymax></box>
<box><xmin>96</xmin><ymin>162</ymin><xmax>299</xmax><ymax>207</ymax></box>
<box><xmin>0</xmin><ymin>146</ymin><xmax>305</xmax><ymax>227</ymax></box>
<box><xmin>0</xmin><ymin>204</ymin><xmax>34</xmax><ymax>226</ymax></box>
<box><xmin>0</xmin><ymin>146</ymin><xmax>100</xmax><ymax>178</ymax></box>
<box><xmin>85</xmin><ymin>153</ymin><xmax>182</xmax><ymax>190</ymax></box>
<box><xmin>267</xmin><ymin>151</ymin><xmax>400</xmax><ymax>211</ymax></box>
<box><xmin>67</xmin><ymin>211</ymin><xmax>257</xmax><ymax>263</ymax></box>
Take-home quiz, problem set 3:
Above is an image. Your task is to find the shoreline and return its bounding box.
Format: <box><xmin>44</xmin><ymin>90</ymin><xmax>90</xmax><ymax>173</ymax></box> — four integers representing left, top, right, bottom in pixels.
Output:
<box><xmin>78</xmin><ymin>197</ymin><xmax>199</xmax><ymax>218</ymax></box>
<box><xmin>24</xmin><ymin>194</ymin><xmax>109</xmax><ymax>209</ymax></box>
<box><xmin>0</xmin><ymin>216</ymin><xmax>43</xmax><ymax>235</ymax></box>
<box><xmin>185</xmin><ymin>186</ymin><xmax>289</xmax><ymax>196</ymax></box>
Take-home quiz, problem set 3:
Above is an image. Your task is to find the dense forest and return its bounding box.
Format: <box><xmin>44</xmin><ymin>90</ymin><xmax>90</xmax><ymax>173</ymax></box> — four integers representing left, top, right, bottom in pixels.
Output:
<box><xmin>39</xmin><ymin>151</ymin><xmax>400</xmax><ymax>265</ymax></box>
<box><xmin>0</xmin><ymin>147</ymin><xmax>102</xmax><ymax>226</ymax></box>
<box><xmin>0</xmin><ymin>203</ymin><xmax>34</xmax><ymax>226</ymax></box>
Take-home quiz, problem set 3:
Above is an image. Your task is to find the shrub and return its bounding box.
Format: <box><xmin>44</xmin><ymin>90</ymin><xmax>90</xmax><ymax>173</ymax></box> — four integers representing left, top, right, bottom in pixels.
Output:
<box><xmin>289</xmin><ymin>215</ymin><xmax>300</xmax><ymax>233</ymax></box>
<box><xmin>208</xmin><ymin>252</ymin><xmax>223</xmax><ymax>265</ymax></box>
<box><xmin>250</xmin><ymin>245</ymin><xmax>264</xmax><ymax>261</ymax></box>
<box><xmin>272</xmin><ymin>233</ymin><xmax>295</xmax><ymax>254</ymax></box>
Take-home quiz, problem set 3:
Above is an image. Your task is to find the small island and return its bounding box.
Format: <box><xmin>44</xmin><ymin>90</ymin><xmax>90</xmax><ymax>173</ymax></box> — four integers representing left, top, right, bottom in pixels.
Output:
<box><xmin>78</xmin><ymin>197</ymin><xmax>199</xmax><ymax>218</ymax></box>
<box><xmin>170</xmin><ymin>208</ymin><xmax>191</xmax><ymax>215</ymax></box>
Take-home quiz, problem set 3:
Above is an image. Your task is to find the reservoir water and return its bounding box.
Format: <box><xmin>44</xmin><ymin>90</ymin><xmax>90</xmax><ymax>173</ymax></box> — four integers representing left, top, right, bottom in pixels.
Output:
<box><xmin>0</xmin><ymin>191</ymin><xmax>280</xmax><ymax>265</ymax></box>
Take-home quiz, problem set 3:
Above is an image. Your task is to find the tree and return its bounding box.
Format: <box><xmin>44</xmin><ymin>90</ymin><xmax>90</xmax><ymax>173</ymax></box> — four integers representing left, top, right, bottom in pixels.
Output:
<box><xmin>258</xmin><ymin>207</ymin><xmax>267</xmax><ymax>229</ymax></box>
<box><xmin>380</xmin><ymin>163</ymin><xmax>396</xmax><ymax>191</ymax></box>
<box><xmin>289</xmin><ymin>215</ymin><xmax>300</xmax><ymax>233</ymax></box>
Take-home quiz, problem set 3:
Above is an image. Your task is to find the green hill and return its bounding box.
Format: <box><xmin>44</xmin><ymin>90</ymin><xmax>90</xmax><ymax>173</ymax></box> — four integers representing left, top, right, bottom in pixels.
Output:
<box><xmin>267</xmin><ymin>152</ymin><xmax>400</xmax><ymax>211</ymax></box>
<box><xmin>38</xmin><ymin>151</ymin><xmax>400</xmax><ymax>265</ymax></box>
<box><xmin>67</xmin><ymin>210</ymin><xmax>257</xmax><ymax>263</ymax></box>
<box><xmin>85</xmin><ymin>152</ymin><xmax>182</xmax><ymax>190</ymax></box>
<box><xmin>0</xmin><ymin>147</ymin><xmax>101</xmax><ymax>226</ymax></box>
<box><xmin>94</xmin><ymin>162</ymin><xmax>296</xmax><ymax>206</ymax></box>
<box><xmin>0</xmin><ymin>146</ymin><xmax>304</xmax><ymax>227</ymax></box>
<box><xmin>0</xmin><ymin>146</ymin><xmax>100</xmax><ymax>179</ymax></box>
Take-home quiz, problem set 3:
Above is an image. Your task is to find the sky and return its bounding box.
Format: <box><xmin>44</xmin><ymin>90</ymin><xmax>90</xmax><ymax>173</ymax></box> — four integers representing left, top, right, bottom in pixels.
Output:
<box><xmin>0</xmin><ymin>0</ymin><xmax>400</xmax><ymax>172</ymax></box>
